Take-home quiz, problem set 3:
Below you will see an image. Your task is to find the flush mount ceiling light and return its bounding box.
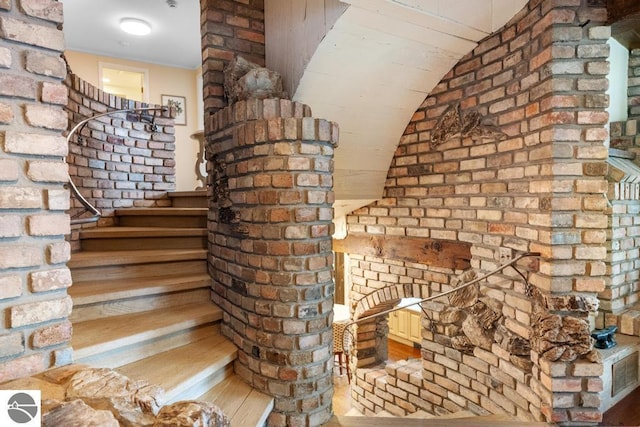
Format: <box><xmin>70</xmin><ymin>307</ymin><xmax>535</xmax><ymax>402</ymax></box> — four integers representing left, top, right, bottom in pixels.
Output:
<box><xmin>119</xmin><ymin>18</ymin><xmax>151</xmax><ymax>36</ymax></box>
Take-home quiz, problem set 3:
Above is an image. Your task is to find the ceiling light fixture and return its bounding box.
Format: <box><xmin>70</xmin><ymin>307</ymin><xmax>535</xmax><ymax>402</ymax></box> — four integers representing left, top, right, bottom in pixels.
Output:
<box><xmin>119</xmin><ymin>18</ymin><xmax>151</xmax><ymax>36</ymax></box>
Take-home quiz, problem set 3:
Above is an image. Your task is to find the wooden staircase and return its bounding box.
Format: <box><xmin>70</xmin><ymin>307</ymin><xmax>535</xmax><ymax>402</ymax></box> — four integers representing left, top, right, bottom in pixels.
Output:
<box><xmin>68</xmin><ymin>190</ymin><xmax>273</xmax><ymax>426</ymax></box>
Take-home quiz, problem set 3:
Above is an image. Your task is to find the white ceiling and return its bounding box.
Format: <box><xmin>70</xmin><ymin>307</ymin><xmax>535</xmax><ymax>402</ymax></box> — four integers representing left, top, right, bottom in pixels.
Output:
<box><xmin>60</xmin><ymin>0</ymin><xmax>202</xmax><ymax>69</ymax></box>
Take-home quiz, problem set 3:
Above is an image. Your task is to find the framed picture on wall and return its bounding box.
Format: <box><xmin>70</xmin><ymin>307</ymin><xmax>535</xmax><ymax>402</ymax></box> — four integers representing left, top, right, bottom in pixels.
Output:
<box><xmin>161</xmin><ymin>95</ymin><xmax>187</xmax><ymax>125</ymax></box>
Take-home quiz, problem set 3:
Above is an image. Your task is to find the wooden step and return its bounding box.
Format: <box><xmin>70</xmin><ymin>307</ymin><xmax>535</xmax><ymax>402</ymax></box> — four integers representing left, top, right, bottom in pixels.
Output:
<box><xmin>115</xmin><ymin>208</ymin><xmax>207</xmax><ymax>228</ymax></box>
<box><xmin>71</xmin><ymin>259</ymin><xmax>207</xmax><ymax>282</ymax></box>
<box><xmin>118</xmin><ymin>333</ymin><xmax>237</xmax><ymax>403</ymax></box>
<box><xmin>169</xmin><ymin>191</ymin><xmax>208</xmax><ymax>208</ymax></box>
<box><xmin>70</xmin><ymin>286</ymin><xmax>211</xmax><ymax>322</ymax></box>
<box><xmin>70</xmin><ymin>273</ymin><xmax>211</xmax><ymax>306</ymax></box>
<box><xmin>73</xmin><ymin>303</ymin><xmax>222</xmax><ymax>361</ymax></box>
<box><xmin>79</xmin><ymin>227</ymin><xmax>207</xmax><ymax>251</ymax></box>
<box><xmin>77</xmin><ymin>324</ymin><xmax>217</xmax><ymax>369</ymax></box>
<box><xmin>69</xmin><ymin>248</ymin><xmax>206</xmax><ymax>269</ymax></box>
<box><xmin>198</xmin><ymin>375</ymin><xmax>274</xmax><ymax>427</ymax></box>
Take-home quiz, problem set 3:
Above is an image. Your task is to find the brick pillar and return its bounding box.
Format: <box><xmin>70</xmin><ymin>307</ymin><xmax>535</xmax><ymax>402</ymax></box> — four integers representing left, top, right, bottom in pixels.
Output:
<box><xmin>529</xmin><ymin>3</ymin><xmax>609</xmax><ymax>424</ymax></box>
<box><xmin>207</xmin><ymin>98</ymin><xmax>338</xmax><ymax>426</ymax></box>
<box><xmin>0</xmin><ymin>0</ymin><xmax>73</xmax><ymax>380</ymax></box>
<box><xmin>200</xmin><ymin>0</ymin><xmax>265</xmax><ymax>122</ymax></box>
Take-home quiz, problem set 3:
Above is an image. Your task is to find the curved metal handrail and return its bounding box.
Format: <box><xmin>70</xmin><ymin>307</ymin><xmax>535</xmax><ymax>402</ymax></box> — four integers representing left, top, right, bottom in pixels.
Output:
<box><xmin>339</xmin><ymin>251</ymin><xmax>541</xmax><ymax>352</ymax></box>
<box><xmin>66</xmin><ymin>107</ymin><xmax>168</xmax><ymax>225</ymax></box>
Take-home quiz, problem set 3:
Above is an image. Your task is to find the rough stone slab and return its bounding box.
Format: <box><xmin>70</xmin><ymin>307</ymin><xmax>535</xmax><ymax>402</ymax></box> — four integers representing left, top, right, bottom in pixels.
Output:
<box><xmin>43</xmin><ymin>399</ymin><xmax>119</xmax><ymax>427</ymax></box>
<box><xmin>155</xmin><ymin>400</ymin><xmax>230</xmax><ymax>427</ymax></box>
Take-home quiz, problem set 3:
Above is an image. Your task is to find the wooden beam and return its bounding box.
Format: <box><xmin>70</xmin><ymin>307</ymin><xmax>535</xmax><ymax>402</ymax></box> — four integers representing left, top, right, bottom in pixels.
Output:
<box><xmin>608</xmin><ymin>0</ymin><xmax>640</xmax><ymax>24</ymax></box>
<box><xmin>333</xmin><ymin>234</ymin><xmax>471</xmax><ymax>270</ymax></box>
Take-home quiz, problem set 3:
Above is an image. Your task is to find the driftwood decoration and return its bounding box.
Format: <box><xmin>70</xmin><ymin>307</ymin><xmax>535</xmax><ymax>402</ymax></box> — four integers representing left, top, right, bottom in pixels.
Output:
<box><xmin>430</xmin><ymin>103</ymin><xmax>507</xmax><ymax>149</ymax></box>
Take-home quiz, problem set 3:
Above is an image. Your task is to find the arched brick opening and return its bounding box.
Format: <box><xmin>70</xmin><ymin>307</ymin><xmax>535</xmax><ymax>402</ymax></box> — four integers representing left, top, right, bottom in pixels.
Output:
<box><xmin>349</xmin><ymin>276</ymin><xmax>435</xmax><ymax>370</ymax></box>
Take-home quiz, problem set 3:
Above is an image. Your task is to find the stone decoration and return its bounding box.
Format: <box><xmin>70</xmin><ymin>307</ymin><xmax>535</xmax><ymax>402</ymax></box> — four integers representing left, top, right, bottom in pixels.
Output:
<box><xmin>155</xmin><ymin>401</ymin><xmax>230</xmax><ymax>427</ymax></box>
<box><xmin>434</xmin><ymin>269</ymin><xmax>539</xmax><ymax>374</ymax></box>
<box><xmin>429</xmin><ymin>103</ymin><xmax>507</xmax><ymax>149</ymax></box>
<box><xmin>223</xmin><ymin>56</ymin><xmax>286</xmax><ymax>104</ymax></box>
<box><xmin>43</xmin><ymin>399</ymin><xmax>119</xmax><ymax>427</ymax></box>
<box><xmin>530</xmin><ymin>288</ymin><xmax>600</xmax><ymax>362</ymax></box>
<box><xmin>65</xmin><ymin>368</ymin><xmax>163</xmax><ymax>424</ymax></box>
<box><xmin>530</xmin><ymin>312</ymin><xmax>594</xmax><ymax>362</ymax></box>
<box><xmin>3</xmin><ymin>366</ymin><xmax>230</xmax><ymax>427</ymax></box>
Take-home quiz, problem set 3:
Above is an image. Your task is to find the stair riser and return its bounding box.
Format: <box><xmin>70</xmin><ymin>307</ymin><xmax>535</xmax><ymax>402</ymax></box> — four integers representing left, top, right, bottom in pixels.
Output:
<box><xmin>75</xmin><ymin>324</ymin><xmax>219</xmax><ymax>369</ymax></box>
<box><xmin>70</xmin><ymin>288</ymin><xmax>212</xmax><ymax>323</ymax></box>
<box><xmin>80</xmin><ymin>236</ymin><xmax>207</xmax><ymax>251</ymax></box>
<box><xmin>71</xmin><ymin>260</ymin><xmax>207</xmax><ymax>282</ymax></box>
<box><xmin>170</xmin><ymin>197</ymin><xmax>208</xmax><ymax>208</ymax></box>
<box><xmin>118</xmin><ymin>216</ymin><xmax>207</xmax><ymax>228</ymax></box>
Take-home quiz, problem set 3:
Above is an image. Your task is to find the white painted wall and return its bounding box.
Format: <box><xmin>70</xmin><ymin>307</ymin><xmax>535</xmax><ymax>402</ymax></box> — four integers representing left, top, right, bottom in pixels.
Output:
<box><xmin>608</xmin><ymin>38</ymin><xmax>629</xmax><ymax>123</ymax></box>
<box><xmin>65</xmin><ymin>50</ymin><xmax>202</xmax><ymax>191</ymax></box>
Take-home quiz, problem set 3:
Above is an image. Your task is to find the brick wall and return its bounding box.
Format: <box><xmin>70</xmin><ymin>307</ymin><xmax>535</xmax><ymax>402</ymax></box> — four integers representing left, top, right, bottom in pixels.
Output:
<box><xmin>0</xmin><ymin>0</ymin><xmax>73</xmax><ymax>381</ymax></box>
<box><xmin>629</xmin><ymin>49</ymin><xmax>640</xmax><ymax>118</ymax></box>
<box><xmin>599</xmin><ymin>48</ymin><xmax>640</xmax><ymax>333</ymax></box>
<box><xmin>206</xmin><ymin>98</ymin><xmax>338</xmax><ymax>426</ymax></box>
<box><xmin>200</xmin><ymin>0</ymin><xmax>265</xmax><ymax>120</ymax></box>
<box><xmin>346</xmin><ymin>0</ymin><xmax>608</xmax><ymax>423</ymax></box>
<box><xmin>65</xmin><ymin>73</ymin><xmax>175</xmax><ymax>245</ymax></box>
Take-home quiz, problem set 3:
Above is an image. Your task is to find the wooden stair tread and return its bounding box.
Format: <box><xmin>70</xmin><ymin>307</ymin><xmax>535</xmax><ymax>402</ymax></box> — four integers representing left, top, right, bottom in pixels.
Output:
<box><xmin>118</xmin><ymin>334</ymin><xmax>237</xmax><ymax>402</ymax></box>
<box><xmin>69</xmin><ymin>273</ymin><xmax>211</xmax><ymax>305</ymax></box>
<box><xmin>73</xmin><ymin>303</ymin><xmax>222</xmax><ymax>359</ymax></box>
<box><xmin>79</xmin><ymin>227</ymin><xmax>206</xmax><ymax>239</ymax></box>
<box><xmin>198</xmin><ymin>375</ymin><xmax>274</xmax><ymax>427</ymax></box>
<box><xmin>69</xmin><ymin>249</ymin><xmax>206</xmax><ymax>268</ymax></box>
<box><xmin>115</xmin><ymin>208</ymin><xmax>207</xmax><ymax>216</ymax></box>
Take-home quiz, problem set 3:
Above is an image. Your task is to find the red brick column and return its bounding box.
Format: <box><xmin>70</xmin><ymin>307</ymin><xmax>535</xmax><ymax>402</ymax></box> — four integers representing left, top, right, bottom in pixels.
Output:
<box><xmin>207</xmin><ymin>98</ymin><xmax>338</xmax><ymax>426</ymax></box>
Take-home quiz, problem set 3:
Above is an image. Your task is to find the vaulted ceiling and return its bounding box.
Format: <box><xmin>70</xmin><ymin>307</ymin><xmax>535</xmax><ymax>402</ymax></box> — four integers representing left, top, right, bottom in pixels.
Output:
<box><xmin>269</xmin><ymin>0</ymin><xmax>528</xmax><ymax>220</ymax></box>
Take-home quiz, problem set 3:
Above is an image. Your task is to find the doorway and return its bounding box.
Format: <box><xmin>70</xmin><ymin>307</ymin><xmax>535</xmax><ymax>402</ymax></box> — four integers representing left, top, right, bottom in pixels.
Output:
<box><xmin>99</xmin><ymin>62</ymin><xmax>149</xmax><ymax>102</ymax></box>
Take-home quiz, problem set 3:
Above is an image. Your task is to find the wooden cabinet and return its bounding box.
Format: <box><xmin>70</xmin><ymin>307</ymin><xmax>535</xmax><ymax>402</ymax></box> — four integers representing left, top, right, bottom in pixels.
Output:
<box><xmin>389</xmin><ymin>308</ymin><xmax>421</xmax><ymax>345</ymax></box>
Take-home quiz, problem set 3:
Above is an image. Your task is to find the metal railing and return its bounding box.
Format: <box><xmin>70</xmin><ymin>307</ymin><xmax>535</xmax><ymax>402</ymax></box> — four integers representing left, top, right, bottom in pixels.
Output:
<box><xmin>339</xmin><ymin>251</ymin><xmax>541</xmax><ymax>352</ymax></box>
<box><xmin>66</xmin><ymin>107</ymin><xmax>167</xmax><ymax>225</ymax></box>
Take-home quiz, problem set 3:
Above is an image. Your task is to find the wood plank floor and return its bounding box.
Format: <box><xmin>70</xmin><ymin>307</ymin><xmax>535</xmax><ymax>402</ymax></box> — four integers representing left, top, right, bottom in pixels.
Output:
<box><xmin>602</xmin><ymin>386</ymin><xmax>640</xmax><ymax>426</ymax></box>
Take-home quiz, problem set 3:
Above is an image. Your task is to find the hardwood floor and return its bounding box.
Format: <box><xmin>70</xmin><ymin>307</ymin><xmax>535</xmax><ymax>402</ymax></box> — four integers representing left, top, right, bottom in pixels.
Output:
<box><xmin>601</xmin><ymin>386</ymin><xmax>640</xmax><ymax>426</ymax></box>
<box><xmin>333</xmin><ymin>339</ymin><xmax>420</xmax><ymax>416</ymax></box>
